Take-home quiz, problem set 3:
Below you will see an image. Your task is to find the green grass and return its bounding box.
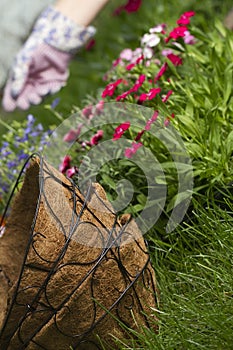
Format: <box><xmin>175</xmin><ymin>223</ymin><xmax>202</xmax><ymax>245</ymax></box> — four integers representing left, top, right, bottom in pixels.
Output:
<box><xmin>113</xmin><ymin>195</ymin><xmax>233</xmax><ymax>349</ymax></box>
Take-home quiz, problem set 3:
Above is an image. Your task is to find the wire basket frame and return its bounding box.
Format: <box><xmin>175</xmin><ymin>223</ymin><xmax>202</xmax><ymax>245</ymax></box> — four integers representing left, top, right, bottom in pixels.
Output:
<box><xmin>0</xmin><ymin>154</ymin><xmax>158</xmax><ymax>350</ymax></box>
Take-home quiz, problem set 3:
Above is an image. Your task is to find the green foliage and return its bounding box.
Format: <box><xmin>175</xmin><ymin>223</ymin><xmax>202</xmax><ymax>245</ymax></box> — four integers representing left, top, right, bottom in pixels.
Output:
<box><xmin>172</xmin><ymin>21</ymin><xmax>233</xmax><ymax>192</ymax></box>
<box><xmin>114</xmin><ymin>197</ymin><xmax>233</xmax><ymax>349</ymax></box>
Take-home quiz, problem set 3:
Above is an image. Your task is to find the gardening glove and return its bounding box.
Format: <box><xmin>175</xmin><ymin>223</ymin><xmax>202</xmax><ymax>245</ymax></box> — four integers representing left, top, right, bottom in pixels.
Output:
<box><xmin>2</xmin><ymin>6</ymin><xmax>96</xmax><ymax>111</ymax></box>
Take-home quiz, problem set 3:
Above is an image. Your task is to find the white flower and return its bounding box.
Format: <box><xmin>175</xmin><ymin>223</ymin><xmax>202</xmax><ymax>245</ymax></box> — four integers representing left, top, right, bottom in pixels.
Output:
<box><xmin>149</xmin><ymin>24</ymin><xmax>165</xmax><ymax>33</ymax></box>
<box><xmin>143</xmin><ymin>47</ymin><xmax>154</xmax><ymax>59</ymax></box>
<box><xmin>141</xmin><ymin>33</ymin><xmax>160</xmax><ymax>48</ymax></box>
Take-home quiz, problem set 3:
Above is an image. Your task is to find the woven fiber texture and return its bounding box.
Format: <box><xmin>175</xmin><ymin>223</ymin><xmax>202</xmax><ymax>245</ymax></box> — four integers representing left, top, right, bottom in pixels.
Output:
<box><xmin>0</xmin><ymin>156</ymin><xmax>158</xmax><ymax>349</ymax></box>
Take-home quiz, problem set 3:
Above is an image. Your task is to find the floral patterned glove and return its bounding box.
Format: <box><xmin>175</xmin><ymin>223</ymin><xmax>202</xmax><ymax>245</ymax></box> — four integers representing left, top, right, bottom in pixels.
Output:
<box><xmin>2</xmin><ymin>6</ymin><xmax>96</xmax><ymax>111</ymax></box>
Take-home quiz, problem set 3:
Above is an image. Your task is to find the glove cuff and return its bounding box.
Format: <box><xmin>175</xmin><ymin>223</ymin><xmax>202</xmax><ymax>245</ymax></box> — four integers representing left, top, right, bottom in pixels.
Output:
<box><xmin>33</xmin><ymin>6</ymin><xmax>96</xmax><ymax>54</ymax></box>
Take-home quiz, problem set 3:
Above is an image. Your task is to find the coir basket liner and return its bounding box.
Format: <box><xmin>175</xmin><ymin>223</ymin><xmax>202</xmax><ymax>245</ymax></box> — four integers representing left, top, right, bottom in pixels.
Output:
<box><xmin>0</xmin><ymin>156</ymin><xmax>158</xmax><ymax>349</ymax></box>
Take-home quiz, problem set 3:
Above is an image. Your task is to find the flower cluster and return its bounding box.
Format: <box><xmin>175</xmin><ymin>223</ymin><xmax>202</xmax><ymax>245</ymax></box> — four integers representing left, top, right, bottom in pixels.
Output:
<box><xmin>99</xmin><ymin>11</ymin><xmax>195</xmax><ymax>156</ymax></box>
<box><xmin>0</xmin><ymin>115</ymin><xmax>51</xmax><ymax>210</ymax></box>
<box><xmin>60</xmin><ymin>101</ymin><xmax>105</xmax><ymax>178</ymax></box>
<box><xmin>60</xmin><ymin>11</ymin><xmax>196</xmax><ymax>177</ymax></box>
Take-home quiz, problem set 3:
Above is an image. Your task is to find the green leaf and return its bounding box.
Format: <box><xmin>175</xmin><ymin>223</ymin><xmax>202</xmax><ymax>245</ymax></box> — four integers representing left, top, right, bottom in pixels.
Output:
<box><xmin>130</xmin><ymin>204</ymin><xmax>144</xmax><ymax>213</ymax></box>
<box><xmin>223</xmin><ymin>64</ymin><xmax>233</xmax><ymax>104</ymax></box>
<box><xmin>225</xmin><ymin>130</ymin><xmax>233</xmax><ymax>156</ymax></box>
<box><xmin>166</xmin><ymin>190</ymin><xmax>193</xmax><ymax>212</ymax></box>
<box><xmin>101</xmin><ymin>174</ymin><xmax>116</xmax><ymax>190</ymax></box>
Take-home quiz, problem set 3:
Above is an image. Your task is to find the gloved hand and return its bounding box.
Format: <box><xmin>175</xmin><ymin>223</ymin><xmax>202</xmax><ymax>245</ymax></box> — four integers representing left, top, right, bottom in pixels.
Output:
<box><xmin>2</xmin><ymin>6</ymin><xmax>96</xmax><ymax>111</ymax></box>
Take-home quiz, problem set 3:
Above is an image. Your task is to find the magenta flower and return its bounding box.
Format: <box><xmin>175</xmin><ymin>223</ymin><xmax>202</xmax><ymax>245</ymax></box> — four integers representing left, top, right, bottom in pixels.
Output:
<box><xmin>124</xmin><ymin>0</ymin><xmax>142</xmax><ymax>12</ymax></box>
<box><xmin>59</xmin><ymin>155</ymin><xmax>72</xmax><ymax>174</ymax></box>
<box><xmin>116</xmin><ymin>91</ymin><xmax>131</xmax><ymax>101</ymax></box>
<box><xmin>126</xmin><ymin>63</ymin><xmax>136</xmax><ymax>71</ymax></box>
<box><xmin>91</xmin><ymin>130</ymin><xmax>104</xmax><ymax>145</ymax></box>
<box><xmin>162</xmin><ymin>90</ymin><xmax>173</xmax><ymax>103</ymax></box>
<box><xmin>177</xmin><ymin>11</ymin><xmax>195</xmax><ymax>25</ymax></box>
<box><xmin>130</xmin><ymin>74</ymin><xmax>146</xmax><ymax>92</ymax></box>
<box><xmin>139</xmin><ymin>87</ymin><xmax>161</xmax><ymax>102</ymax></box>
<box><xmin>135</xmin><ymin>129</ymin><xmax>145</xmax><ymax>141</ymax></box>
<box><xmin>112</xmin><ymin>57</ymin><xmax>122</xmax><ymax>67</ymax></box>
<box><xmin>165</xmin><ymin>26</ymin><xmax>188</xmax><ymax>42</ymax></box>
<box><xmin>114</xmin><ymin>0</ymin><xmax>142</xmax><ymax>15</ymax></box>
<box><xmin>167</xmin><ymin>53</ymin><xmax>183</xmax><ymax>66</ymax></box>
<box><xmin>85</xmin><ymin>38</ymin><xmax>96</xmax><ymax>50</ymax></box>
<box><xmin>66</xmin><ymin>166</ymin><xmax>78</xmax><ymax>178</ymax></box>
<box><xmin>113</xmin><ymin>122</ymin><xmax>130</xmax><ymax>140</ymax></box>
<box><xmin>155</xmin><ymin>63</ymin><xmax>168</xmax><ymax>81</ymax></box>
<box><xmin>116</xmin><ymin>75</ymin><xmax>146</xmax><ymax>101</ymax></box>
<box><xmin>102</xmin><ymin>79</ymin><xmax>123</xmax><ymax>98</ymax></box>
<box><xmin>125</xmin><ymin>142</ymin><xmax>143</xmax><ymax>158</ymax></box>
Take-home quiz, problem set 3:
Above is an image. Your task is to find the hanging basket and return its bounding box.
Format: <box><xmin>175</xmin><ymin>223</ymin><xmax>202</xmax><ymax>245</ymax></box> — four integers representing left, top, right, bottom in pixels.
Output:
<box><xmin>0</xmin><ymin>155</ymin><xmax>158</xmax><ymax>350</ymax></box>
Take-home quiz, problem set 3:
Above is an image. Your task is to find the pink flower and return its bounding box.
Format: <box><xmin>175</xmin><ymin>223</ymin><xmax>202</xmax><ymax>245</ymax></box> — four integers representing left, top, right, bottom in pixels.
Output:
<box><xmin>102</xmin><ymin>79</ymin><xmax>123</xmax><ymax>98</ymax></box>
<box><xmin>113</xmin><ymin>122</ymin><xmax>130</xmax><ymax>140</ymax></box>
<box><xmin>162</xmin><ymin>90</ymin><xmax>173</xmax><ymax>103</ymax></box>
<box><xmin>139</xmin><ymin>87</ymin><xmax>161</xmax><ymax>102</ymax></box>
<box><xmin>165</xmin><ymin>26</ymin><xmax>188</xmax><ymax>42</ymax></box>
<box><xmin>96</xmin><ymin>100</ymin><xmax>104</xmax><ymax>115</ymax></box>
<box><xmin>63</xmin><ymin>124</ymin><xmax>83</xmax><ymax>142</ymax></box>
<box><xmin>145</xmin><ymin>111</ymin><xmax>159</xmax><ymax>130</ymax></box>
<box><xmin>177</xmin><ymin>11</ymin><xmax>195</xmax><ymax>25</ymax></box>
<box><xmin>184</xmin><ymin>30</ymin><xmax>195</xmax><ymax>44</ymax></box>
<box><xmin>155</xmin><ymin>63</ymin><xmax>168</xmax><ymax>81</ymax></box>
<box><xmin>125</xmin><ymin>142</ymin><xmax>143</xmax><ymax>158</ymax></box>
<box><xmin>91</xmin><ymin>130</ymin><xmax>104</xmax><ymax>145</ymax></box>
<box><xmin>59</xmin><ymin>155</ymin><xmax>72</xmax><ymax>174</ymax></box>
<box><xmin>162</xmin><ymin>49</ymin><xmax>173</xmax><ymax>57</ymax></box>
<box><xmin>120</xmin><ymin>48</ymin><xmax>133</xmax><ymax>61</ymax></box>
<box><xmin>167</xmin><ymin>53</ymin><xmax>183</xmax><ymax>66</ymax></box>
<box><xmin>82</xmin><ymin>105</ymin><xmax>93</xmax><ymax>118</ymax></box>
<box><xmin>66</xmin><ymin>166</ymin><xmax>78</xmax><ymax>178</ymax></box>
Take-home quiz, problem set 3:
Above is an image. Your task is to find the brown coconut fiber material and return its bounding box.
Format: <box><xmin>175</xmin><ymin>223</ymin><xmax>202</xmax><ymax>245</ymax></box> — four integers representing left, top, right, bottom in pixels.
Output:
<box><xmin>0</xmin><ymin>157</ymin><xmax>158</xmax><ymax>350</ymax></box>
